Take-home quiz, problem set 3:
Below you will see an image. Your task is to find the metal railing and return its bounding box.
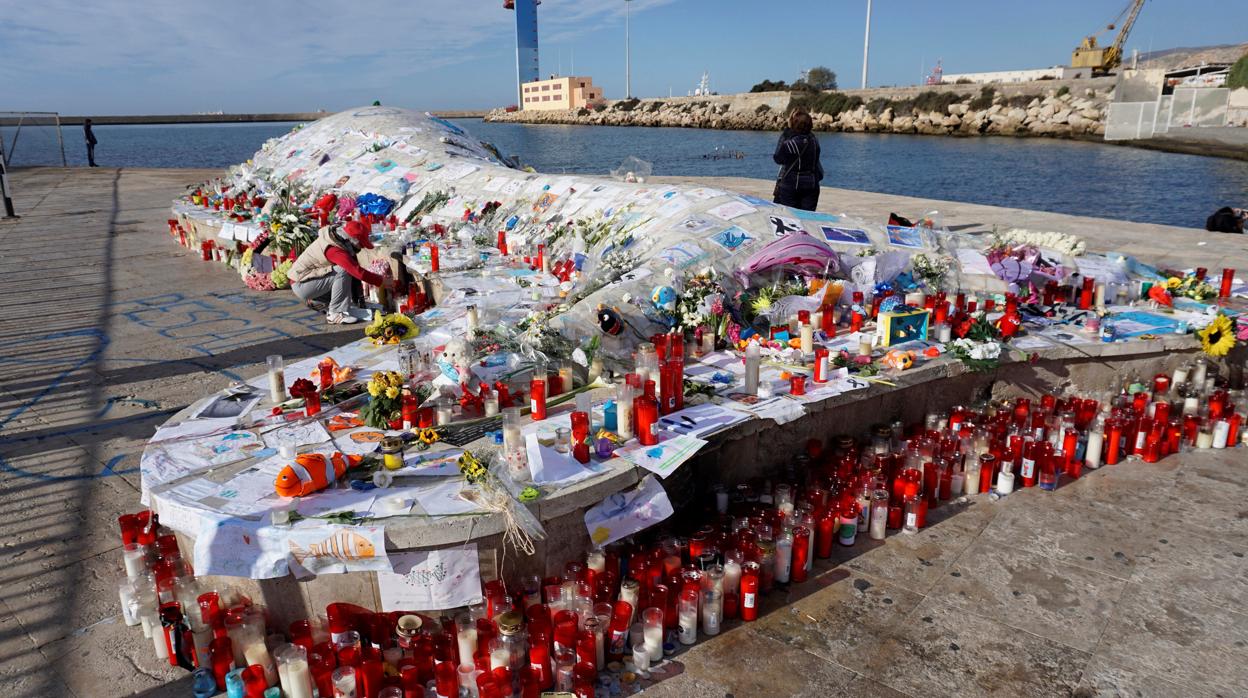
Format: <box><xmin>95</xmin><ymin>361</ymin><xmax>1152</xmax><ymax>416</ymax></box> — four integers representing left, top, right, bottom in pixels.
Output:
<box><xmin>1104</xmin><ymin>88</ymin><xmax>1230</xmax><ymax>141</ymax></box>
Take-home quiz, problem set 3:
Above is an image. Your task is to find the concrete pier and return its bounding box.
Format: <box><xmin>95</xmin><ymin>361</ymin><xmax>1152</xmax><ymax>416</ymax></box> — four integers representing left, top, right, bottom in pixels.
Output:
<box><xmin>0</xmin><ymin>167</ymin><xmax>1245</xmax><ymax>696</ymax></box>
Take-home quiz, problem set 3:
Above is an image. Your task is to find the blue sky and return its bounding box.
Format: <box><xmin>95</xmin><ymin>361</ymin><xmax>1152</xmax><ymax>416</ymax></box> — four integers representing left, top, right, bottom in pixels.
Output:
<box><xmin>2</xmin><ymin>0</ymin><xmax>1244</xmax><ymax>115</ymax></box>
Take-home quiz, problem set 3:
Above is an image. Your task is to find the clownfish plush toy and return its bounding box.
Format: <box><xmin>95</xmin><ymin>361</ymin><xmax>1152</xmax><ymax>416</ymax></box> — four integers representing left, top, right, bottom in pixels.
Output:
<box><xmin>274</xmin><ymin>452</ymin><xmax>362</xmax><ymax>498</ymax></box>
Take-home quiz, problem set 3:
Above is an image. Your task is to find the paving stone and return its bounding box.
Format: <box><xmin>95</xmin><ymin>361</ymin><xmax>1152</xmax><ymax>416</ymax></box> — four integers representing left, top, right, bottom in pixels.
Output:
<box><xmin>0</xmin><ymin>607</ymin><xmax>80</xmax><ymax>698</ymax></box>
<box><xmin>671</xmin><ymin>625</ymin><xmax>856</xmax><ymax>697</ymax></box>
<box><xmin>930</xmin><ymin>538</ymin><xmax>1128</xmax><ymax>652</ymax></box>
<box><xmin>839</xmin><ymin>498</ymin><xmax>1001</xmax><ymax>595</ymax></box>
<box><xmin>863</xmin><ymin>596</ymin><xmax>1091</xmax><ymax>697</ymax></box>
<box><xmin>750</xmin><ymin>569</ymin><xmax>924</xmax><ymax>675</ymax></box>
<box><xmin>1092</xmin><ymin>582</ymin><xmax>1248</xmax><ymax>696</ymax></box>
<box><xmin>1072</xmin><ymin>656</ymin><xmax>1212</xmax><ymax>698</ymax></box>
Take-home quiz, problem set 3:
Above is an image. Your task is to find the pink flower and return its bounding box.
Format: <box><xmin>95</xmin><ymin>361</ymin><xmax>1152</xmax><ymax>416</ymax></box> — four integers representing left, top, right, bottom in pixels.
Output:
<box><xmin>709</xmin><ymin>296</ymin><xmax>725</xmax><ymax>316</ymax></box>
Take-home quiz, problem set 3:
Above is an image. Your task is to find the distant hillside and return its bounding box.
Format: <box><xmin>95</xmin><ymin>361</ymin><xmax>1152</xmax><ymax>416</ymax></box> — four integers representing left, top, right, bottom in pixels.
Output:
<box><xmin>1138</xmin><ymin>43</ymin><xmax>1248</xmax><ymax>70</ymax></box>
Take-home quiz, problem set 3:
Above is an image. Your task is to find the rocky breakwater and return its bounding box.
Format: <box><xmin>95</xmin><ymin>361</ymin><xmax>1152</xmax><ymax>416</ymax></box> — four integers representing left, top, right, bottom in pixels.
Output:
<box><xmin>485</xmin><ymin>83</ymin><xmax>1112</xmax><ymax>138</ymax></box>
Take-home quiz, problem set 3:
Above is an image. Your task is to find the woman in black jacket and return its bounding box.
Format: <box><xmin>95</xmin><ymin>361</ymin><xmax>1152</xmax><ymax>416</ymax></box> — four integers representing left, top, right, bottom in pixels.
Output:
<box><xmin>773</xmin><ymin>109</ymin><xmax>823</xmax><ymax>211</ymax></box>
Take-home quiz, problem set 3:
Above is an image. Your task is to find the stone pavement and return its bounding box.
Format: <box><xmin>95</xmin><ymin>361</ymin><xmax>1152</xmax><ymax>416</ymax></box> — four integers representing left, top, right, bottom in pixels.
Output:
<box><xmin>0</xmin><ymin>167</ymin><xmax>1245</xmax><ymax>697</ymax></box>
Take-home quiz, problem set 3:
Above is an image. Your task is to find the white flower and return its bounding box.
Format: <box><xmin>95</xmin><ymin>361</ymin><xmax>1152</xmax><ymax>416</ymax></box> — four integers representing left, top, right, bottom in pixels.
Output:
<box><xmin>621</xmin><ymin>293</ymin><xmax>633</xmax><ymax>304</ymax></box>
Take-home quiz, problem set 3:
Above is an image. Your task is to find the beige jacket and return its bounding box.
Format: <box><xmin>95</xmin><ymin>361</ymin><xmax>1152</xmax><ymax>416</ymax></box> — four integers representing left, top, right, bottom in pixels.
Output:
<box><xmin>288</xmin><ymin>227</ymin><xmax>352</xmax><ymax>284</ymax></box>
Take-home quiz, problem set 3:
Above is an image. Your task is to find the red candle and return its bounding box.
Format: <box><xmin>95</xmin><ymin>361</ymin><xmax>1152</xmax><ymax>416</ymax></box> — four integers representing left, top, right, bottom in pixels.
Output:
<box><xmin>430</xmin><ymin>244</ymin><xmax>440</xmax><ymax>273</ymax></box>
<box><xmin>815</xmin><ymin>508</ymin><xmax>836</xmax><ymax>558</ymax></box>
<box><xmin>978</xmin><ymin>453</ymin><xmax>996</xmax><ymax>493</ymax></box>
<box><xmin>791</xmin><ymin>526</ymin><xmax>811</xmax><ymax>583</ymax></box>
<box><xmin>635</xmin><ymin>387</ymin><xmax>660</xmax><ymax>446</ymax></box>
<box><xmin>1020</xmin><ymin>441</ymin><xmax>1038</xmax><ymax>487</ymax></box>
<box><xmin>739</xmin><ymin>563</ymin><xmax>760</xmax><ymax>621</ymax></box>
<box><xmin>530</xmin><ymin>376</ymin><xmax>547</xmax><ymax>420</ymax></box>
<box><xmin>1220</xmin><ymin>268</ymin><xmax>1235</xmax><ymax>299</ymax></box>
<box><xmin>1105</xmin><ymin>419</ymin><xmax>1123</xmax><ymax>465</ymax></box>
<box><xmin>1227</xmin><ymin>411</ymin><xmax>1242</xmax><ymax>446</ymax></box>
<box><xmin>496</xmin><ymin>230</ymin><xmax>508</xmax><ymax>255</ymax></box>
<box><xmin>790</xmin><ymin>374</ymin><xmax>806</xmax><ymax>396</ymax></box>
<box><xmin>813</xmin><ymin>348</ymin><xmax>829</xmax><ymax>383</ymax></box>
<box><xmin>1079</xmin><ymin>276</ymin><xmax>1095</xmax><ymax>310</ymax></box>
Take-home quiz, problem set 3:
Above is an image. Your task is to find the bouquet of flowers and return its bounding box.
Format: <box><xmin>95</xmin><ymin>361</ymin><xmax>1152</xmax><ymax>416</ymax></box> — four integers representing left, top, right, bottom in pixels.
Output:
<box><xmin>364</xmin><ymin>311</ymin><xmax>419</xmax><ymax>345</ymax></box>
<box><xmin>910</xmin><ymin>253</ymin><xmax>952</xmax><ymax>290</ymax></box>
<box><xmin>1163</xmin><ymin>274</ymin><xmax>1217</xmax><ymax>301</ymax></box>
<box><xmin>947</xmin><ymin>314</ymin><xmax>1003</xmax><ymax>371</ymax></box>
<box><xmin>676</xmin><ymin>268</ymin><xmax>730</xmax><ymax>337</ymax></box>
<box><xmin>360</xmin><ymin>371</ymin><xmax>404</xmax><ymax>428</ymax></box>
<box><xmin>243</xmin><ymin>270</ymin><xmax>276</xmax><ymax>291</ymax></box>
<box><xmin>994</xmin><ymin>228</ymin><xmax>1086</xmax><ymax>257</ymax></box>
<box><xmin>270</xmin><ymin>260</ymin><xmax>294</xmax><ymax>289</ymax></box>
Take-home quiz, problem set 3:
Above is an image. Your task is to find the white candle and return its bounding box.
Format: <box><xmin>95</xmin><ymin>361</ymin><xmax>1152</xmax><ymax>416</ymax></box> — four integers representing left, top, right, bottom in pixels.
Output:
<box><xmin>643</xmin><ymin>622</ymin><xmax>663</xmax><ymax>662</ymax></box>
<box><xmin>151</xmin><ymin>622</ymin><xmax>169</xmax><ymax>660</ymax></box>
<box><xmin>436</xmin><ymin>402</ymin><xmax>453</xmax><ymax>425</ymax></box>
<box><xmin>678</xmin><ymin>607</ymin><xmax>697</xmax><ymax>645</ymax></box>
<box><xmin>700</xmin><ymin>331</ymin><xmax>715</xmax><ymax>355</ymax></box>
<box><xmin>965</xmin><ymin>464</ymin><xmax>981</xmax><ymax>494</ymax></box>
<box><xmin>118</xmin><ymin>581</ymin><xmax>139</xmax><ymax>626</ymax></box>
<box><xmin>1196</xmin><ymin>429</ymin><xmax>1214</xmax><ymax>449</ymax></box>
<box><xmin>243</xmin><ymin>639</ymin><xmax>278</xmax><ymax>685</ymax></box>
<box><xmin>722</xmin><ymin>560</ymin><xmax>742</xmax><ymax>600</ymax></box>
<box><xmin>744</xmin><ymin>343</ymin><xmax>761</xmax><ymax>395</ymax></box>
<box><xmin>484</xmin><ymin>397</ymin><xmax>499</xmax><ymax>417</ymax></box>
<box><xmin>1172</xmin><ymin>365</ymin><xmax>1190</xmax><ymax>387</ymax></box>
<box><xmin>586</xmin><ymin>550</ymin><xmax>606</xmax><ymax>575</ymax></box>
<box><xmin>774</xmin><ymin>535</ymin><xmax>793</xmax><ymax>584</ymax></box>
<box><xmin>996</xmin><ymin>468</ymin><xmax>1015</xmax><ymax>495</ymax></box>
<box><xmin>950</xmin><ymin>472</ymin><xmax>965</xmax><ymax>496</ymax></box>
<box><xmin>1183</xmin><ymin>397</ymin><xmax>1199</xmax><ymax>415</ymax></box>
<box><xmin>267</xmin><ymin>355</ymin><xmax>286</xmax><ymax>403</ymax></box>
<box><xmin>799</xmin><ymin>323</ymin><xmax>814</xmax><ymax>354</ymax></box>
<box><xmin>1085</xmin><ymin>431</ymin><xmax>1104</xmax><ymax>469</ymax></box>
<box><xmin>869</xmin><ymin>500</ymin><xmax>888</xmax><ymax>540</ymax></box>
<box><xmin>1192</xmin><ymin>360</ymin><xmax>1208</xmax><ymax>389</ymax></box>
<box><xmin>632</xmin><ymin>642</ymin><xmax>651</xmax><ymax>675</ymax></box>
<box><xmin>490</xmin><ymin>645</ymin><xmax>511</xmax><ymax>671</ymax></box>
<box><xmin>1213</xmin><ymin>420</ymin><xmax>1230</xmax><ymax>449</ymax></box>
<box><xmin>281</xmin><ymin>658</ymin><xmax>315</xmax><ymax>698</ymax></box>
<box><xmin>122</xmin><ymin>548</ymin><xmax>147</xmax><ymax>579</ymax></box>
<box><xmin>466</xmin><ymin>306</ymin><xmax>479</xmax><ymax>334</ymax></box>
<box><xmin>456</xmin><ymin>627</ymin><xmax>478</xmax><ymax>665</ymax></box>
<box><xmin>937</xmin><ymin>323</ymin><xmax>952</xmax><ymax>343</ymax></box>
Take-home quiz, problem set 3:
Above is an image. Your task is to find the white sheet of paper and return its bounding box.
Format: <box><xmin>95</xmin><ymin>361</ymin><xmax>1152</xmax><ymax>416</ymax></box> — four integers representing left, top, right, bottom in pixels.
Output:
<box><xmin>955</xmin><ymin>248</ymin><xmax>997</xmax><ymax>276</ymax></box>
<box><xmin>411</xmin><ymin>478</ymin><xmax>484</xmax><ymax>516</ymax></box>
<box><xmin>194</xmin><ymin>518</ymin><xmax>290</xmax><ymax>579</ymax></box>
<box><xmin>377</xmin><ymin>545</ymin><xmax>482</xmax><ymax>611</ymax></box>
<box><xmin>294</xmin><ymin>487</ymin><xmax>377</xmax><ymax>518</ymax></box>
<box><xmin>526</xmin><ymin>434</ymin><xmax>597</xmax><ymax>486</ymax></box>
<box><xmin>584</xmin><ymin>475</ymin><xmax>674</xmax><ymax>547</ymax></box>
<box><xmin>398</xmin><ymin>450</ymin><xmax>464</xmax><ymax>477</ymax></box>
<box><xmin>262</xmin><ymin>420</ymin><xmax>333</xmax><ymax>449</ymax></box>
<box><xmin>614</xmin><ymin>434</ymin><xmax>707</xmax><ymax>479</ymax></box>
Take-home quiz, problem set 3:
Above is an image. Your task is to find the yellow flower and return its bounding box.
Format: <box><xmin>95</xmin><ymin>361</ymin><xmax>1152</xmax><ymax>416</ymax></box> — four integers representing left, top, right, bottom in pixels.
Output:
<box><xmin>1165</xmin><ymin>277</ymin><xmax>1181</xmax><ymax>289</ymax></box>
<box><xmin>385</xmin><ymin>386</ymin><xmax>400</xmax><ymax>400</ymax></box>
<box><xmin>367</xmin><ymin>383</ymin><xmax>381</xmax><ymax>397</ymax></box>
<box><xmin>1198</xmin><ymin>314</ymin><xmax>1236</xmax><ymax>357</ymax></box>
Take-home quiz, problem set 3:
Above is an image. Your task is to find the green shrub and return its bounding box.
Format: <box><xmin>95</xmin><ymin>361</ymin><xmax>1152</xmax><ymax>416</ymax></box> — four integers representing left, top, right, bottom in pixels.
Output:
<box><xmin>750</xmin><ymin>79</ymin><xmax>790</xmax><ymax>93</ymax></box>
<box><xmin>968</xmin><ymin>86</ymin><xmax>996</xmax><ymax>110</ymax></box>
<box><xmin>955</xmin><ymin>77</ymin><xmax>974</xmax><ymax>84</ymax></box>
<box><xmin>755</xmin><ymin>104</ymin><xmax>772</xmax><ymax>114</ymax></box>
<box><xmin>912</xmin><ymin>91</ymin><xmax>962</xmax><ymax>113</ymax></box>
<box><xmin>592</xmin><ymin>102</ymin><xmax>607</xmax><ymax>113</ymax></box>
<box><xmin>790</xmin><ymin>91</ymin><xmax>864</xmax><ymax>117</ymax></box>
<box><xmin>1056</xmin><ymin>85</ymin><xmax>1070</xmax><ymax>97</ymax></box>
<box><xmin>1226</xmin><ymin>53</ymin><xmax>1248</xmax><ymax>89</ymax></box>
<box><xmin>1006</xmin><ymin>94</ymin><xmax>1035</xmax><ymax>108</ymax></box>
<box><xmin>615</xmin><ymin>98</ymin><xmax>641</xmax><ymax>112</ymax></box>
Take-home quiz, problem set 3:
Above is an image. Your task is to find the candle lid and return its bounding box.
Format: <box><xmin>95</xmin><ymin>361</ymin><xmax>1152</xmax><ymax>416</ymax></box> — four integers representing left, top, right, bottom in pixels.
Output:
<box><xmin>380</xmin><ymin>436</ymin><xmax>404</xmax><ymax>454</ymax></box>
<box><xmin>396</xmin><ymin>614</ymin><xmax>423</xmax><ymax>637</ymax></box>
<box><xmin>496</xmin><ymin>611</ymin><xmax>523</xmax><ymax>635</ymax></box>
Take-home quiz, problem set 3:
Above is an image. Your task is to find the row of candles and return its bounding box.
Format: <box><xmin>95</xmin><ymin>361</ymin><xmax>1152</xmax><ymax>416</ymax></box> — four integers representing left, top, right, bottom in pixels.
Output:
<box><xmin>120</xmin><ymin>356</ymin><xmax>1243</xmax><ymax>698</ymax></box>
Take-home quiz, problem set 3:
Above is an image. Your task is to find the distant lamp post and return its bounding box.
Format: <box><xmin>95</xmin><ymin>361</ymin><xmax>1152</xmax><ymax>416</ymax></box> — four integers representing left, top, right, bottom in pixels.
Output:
<box><xmin>861</xmin><ymin>0</ymin><xmax>872</xmax><ymax>89</ymax></box>
<box><xmin>625</xmin><ymin>0</ymin><xmax>632</xmax><ymax>98</ymax></box>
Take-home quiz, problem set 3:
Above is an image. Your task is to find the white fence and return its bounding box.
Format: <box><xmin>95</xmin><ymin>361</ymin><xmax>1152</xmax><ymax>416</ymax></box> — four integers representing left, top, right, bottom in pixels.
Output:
<box><xmin>1105</xmin><ymin>88</ymin><xmax>1230</xmax><ymax>141</ymax></box>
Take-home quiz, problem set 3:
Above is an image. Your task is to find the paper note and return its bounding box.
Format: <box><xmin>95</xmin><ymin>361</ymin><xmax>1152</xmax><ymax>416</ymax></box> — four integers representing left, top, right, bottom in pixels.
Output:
<box><xmin>707</xmin><ymin>201</ymin><xmax>756</xmax><ymax>220</ymax></box>
<box><xmin>286</xmin><ymin>524</ymin><xmax>391</xmax><ymax>576</ymax></box>
<box><xmin>398</xmin><ymin>450</ymin><xmax>464</xmax><ymax>477</ymax></box>
<box><xmin>584</xmin><ymin>475</ymin><xmax>674</xmax><ymax>547</ymax></box>
<box><xmin>194</xmin><ymin>518</ymin><xmax>290</xmax><ymax>579</ymax></box>
<box><xmin>656</xmin><ymin>402</ymin><xmax>752</xmax><ymax>439</ymax></box>
<box><xmin>410</xmin><ymin>478</ymin><xmax>485</xmax><ymax>516</ymax></box>
<box><xmin>614</xmin><ymin>434</ymin><xmax>708</xmax><ymax>478</ymax></box>
<box><xmin>526</xmin><ymin>434</ymin><xmax>597</xmax><ymax>486</ymax></box>
<box><xmin>262</xmin><ymin>420</ymin><xmax>333</xmax><ymax>449</ymax></box>
<box><xmin>377</xmin><ymin>545</ymin><xmax>482</xmax><ymax>611</ymax></box>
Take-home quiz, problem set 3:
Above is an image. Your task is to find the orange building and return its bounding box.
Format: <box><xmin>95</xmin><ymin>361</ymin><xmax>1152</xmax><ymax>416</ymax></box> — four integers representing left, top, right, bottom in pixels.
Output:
<box><xmin>521</xmin><ymin>76</ymin><xmax>603</xmax><ymax>111</ymax></box>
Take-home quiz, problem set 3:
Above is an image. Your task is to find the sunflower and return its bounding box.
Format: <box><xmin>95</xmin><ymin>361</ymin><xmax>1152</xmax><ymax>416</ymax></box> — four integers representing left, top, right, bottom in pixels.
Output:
<box><xmin>1165</xmin><ymin>277</ymin><xmax>1181</xmax><ymax>289</ymax></box>
<box><xmin>1198</xmin><ymin>314</ymin><xmax>1236</xmax><ymax>357</ymax></box>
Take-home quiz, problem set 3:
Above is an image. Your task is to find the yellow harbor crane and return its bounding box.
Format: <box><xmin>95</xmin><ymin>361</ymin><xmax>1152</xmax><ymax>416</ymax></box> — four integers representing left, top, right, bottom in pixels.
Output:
<box><xmin>1071</xmin><ymin>0</ymin><xmax>1147</xmax><ymax>74</ymax></box>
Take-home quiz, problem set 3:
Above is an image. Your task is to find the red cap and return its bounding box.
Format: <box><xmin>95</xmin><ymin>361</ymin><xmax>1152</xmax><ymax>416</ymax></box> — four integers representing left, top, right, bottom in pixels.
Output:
<box><xmin>343</xmin><ymin>220</ymin><xmax>373</xmax><ymax>249</ymax></box>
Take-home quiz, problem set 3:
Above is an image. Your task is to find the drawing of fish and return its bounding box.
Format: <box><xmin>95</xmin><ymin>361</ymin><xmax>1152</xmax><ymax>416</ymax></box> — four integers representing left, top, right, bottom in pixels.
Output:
<box><xmin>289</xmin><ymin>530</ymin><xmax>377</xmax><ymax>565</ymax></box>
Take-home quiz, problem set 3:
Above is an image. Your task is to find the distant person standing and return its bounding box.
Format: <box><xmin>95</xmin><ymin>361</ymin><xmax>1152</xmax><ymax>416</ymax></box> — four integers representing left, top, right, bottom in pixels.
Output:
<box><xmin>83</xmin><ymin>119</ymin><xmax>98</xmax><ymax>167</ymax></box>
<box><xmin>772</xmin><ymin>109</ymin><xmax>823</xmax><ymax>211</ymax></box>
